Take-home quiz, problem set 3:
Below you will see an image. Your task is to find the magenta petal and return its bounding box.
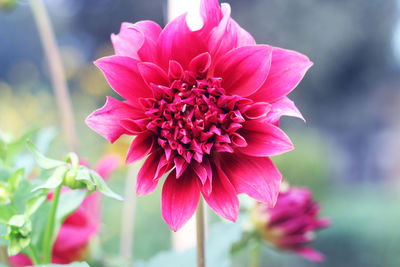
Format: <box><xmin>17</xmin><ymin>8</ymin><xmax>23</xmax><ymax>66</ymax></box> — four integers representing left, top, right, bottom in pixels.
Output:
<box><xmin>157</xmin><ymin>14</ymin><xmax>207</xmax><ymax>70</ymax></box>
<box><xmin>199</xmin><ymin>0</ymin><xmax>223</xmax><ymax>35</ymax></box>
<box><xmin>126</xmin><ymin>131</ymin><xmax>155</xmax><ymax>164</ymax></box>
<box><xmin>238</xmin><ymin>119</ymin><xmax>294</xmax><ymax>157</ymax></box>
<box><xmin>208</xmin><ymin>4</ymin><xmax>255</xmax><ymax>60</ymax></box>
<box><xmin>189</xmin><ymin>52</ymin><xmax>212</xmax><ymax>77</ymax></box>
<box><xmin>136</xmin><ymin>150</ymin><xmax>163</xmax><ymax>195</ymax></box>
<box><xmin>219</xmin><ymin>153</ymin><xmax>281</xmax><ymax>207</ymax></box>
<box><xmin>161</xmin><ymin>169</ymin><xmax>200</xmax><ymax>231</ymax></box>
<box><xmin>85</xmin><ymin>96</ymin><xmax>143</xmax><ymax>143</ymax></box>
<box><xmin>201</xmin><ymin>163</ymin><xmax>239</xmax><ymax>222</ymax></box>
<box><xmin>111</xmin><ymin>21</ymin><xmax>161</xmax><ymax>62</ymax></box>
<box><xmin>138</xmin><ymin>62</ymin><xmax>170</xmax><ymax>87</ymax></box>
<box><xmin>94</xmin><ymin>56</ymin><xmax>152</xmax><ymax>103</ymax></box>
<box><xmin>213</xmin><ymin>45</ymin><xmax>272</xmax><ymax>97</ymax></box>
<box><xmin>295</xmin><ymin>247</ymin><xmax>325</xmax><ymax>262</ymax></box>
<box><xmin>267</xmin><ymin>96</ymin><xmax>305</xmax><ymax>126</ymax></box>
<box><xmin>243</xmin><ymin>102</ymin><xmax>271</xmax><ymax>120</ymax></box>
<box><xmin>250</xmin><ymin>47</ymin><xmax>313</xmax><ymax>102</ymax></box>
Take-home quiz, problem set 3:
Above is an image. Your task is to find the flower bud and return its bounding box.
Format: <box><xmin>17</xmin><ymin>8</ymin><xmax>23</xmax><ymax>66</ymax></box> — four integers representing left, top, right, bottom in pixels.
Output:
<box><xmin>251</xmin><ymin>187</ymin><xmax>330</xmax><ymax>262</ymax></box>
<box><xmin>63</xmin><ymin>169</ymin><xmax>86</xmax><ymax>189</ymax></box>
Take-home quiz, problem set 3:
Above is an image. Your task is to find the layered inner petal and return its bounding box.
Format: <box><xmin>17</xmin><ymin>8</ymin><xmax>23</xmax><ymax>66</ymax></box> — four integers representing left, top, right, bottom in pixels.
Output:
<box><xmin>126</xmin><ymin>131</ymin><xmax>155</xmax><ymax>163</ymax></box>
<box><xmin>136</xmin><ymin>149</ymin><xmax>165</xmax><ymax>195</ymax></box>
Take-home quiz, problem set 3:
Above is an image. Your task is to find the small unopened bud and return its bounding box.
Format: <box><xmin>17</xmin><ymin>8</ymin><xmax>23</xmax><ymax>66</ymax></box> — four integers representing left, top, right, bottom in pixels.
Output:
<box><xmin>63</xmin><ymin>169</ymin><xmax>86</xmax><ymax>189</ymax></box>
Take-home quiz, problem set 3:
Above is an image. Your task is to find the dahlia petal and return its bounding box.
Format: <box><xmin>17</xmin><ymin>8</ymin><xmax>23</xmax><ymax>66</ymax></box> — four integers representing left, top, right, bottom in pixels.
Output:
<box><xmin>199</xmin><ymin>0</ymin><xmax>223</xmax><ymax>34</ymax></box>
<box><xmin>157</xmin><ymin>13</ymin><xmax>207</xmax><ymax>70</ymax></box>
<box><xmin>238</xmin><ymin>119</ymin><xmax>294</xmax><ymax>157</ymax></box>
<box><xmin>94</xmin><ymin>56</ymin><xmax>152</xmax><ymax>102</ymax></box>
<box><xmin>138</xmin><ymin>62</ymin><xmax>170</xmax><ymax>87</ymax></box>
<box><xmin>213</xmin><ymin>45</ymin><xmax>272</xmax><ymax>97</ymax></box>
<box><xmin>85</xmin><ymin>96</ymin><xmax>143</xmax><ymax>143</ymax></box>
<box><xmin>219</xmin><ymin>153</ymin><xmax>281</xmax><ymax>206</ymax></box>
<box><xmin>120</xmin><ymin>118</ymin><xmax>149</xmax><ymax>134</ymax></box>
<box><xmin>192</xmin><ymin>161</ymin><xmax>208</xmax><ymax>185</ymax></box>
<box><xmin>168</xmin><ymin>60</ymin><xmax>184</xmax><ymax>81</ymax></box>
<box><xmin>295</xmin><ymin>247</ymin><xmax>325</xmax><ymax>262</ymax></box>
<box><xmin>126</xmin><ymin>131</ymin><xmax>155</xmax><ymax>163</ymax></box>
<box><xmin>111</xmin><ymin>22</ymin><xmax>141</xmax><ymax>59</ymax></box>
<box><xmin>267</xmin><ymin>96</ymin><xmax>305</xmax><ymax>126</ymax></box>
<box><xmin>208</xmin><ymin>4</ymin><xmax>256</xmax><ymax>59</ymax></box>
<box><xmin>111</xmin><ymin>21</ymin><xmax>162</xmax><ymax>62</ymax></box>
<box><xmin>136</xmin><ymin>150</ymin><xmax>163</xmax><ymax>195</ymax></box>
<box><xmin>174</xmin><ymin>156</ymin><xmax>188</xmax><ymax>178</ymax></box>
<box><xmin>243</xmin><ymin>102</ymin><xmax>271</xmax><ymax>120</ymax></box>
<box><xmin>54</xmin><ymin>224</ymin><xmax>97</xmax><ymax>251</ymax></box>
<box><xmin>161</xmin><ymin>169</ymin><xmax>200</xmax><ymax>231</ymax></box>
<box><xmin>250</xmin><ymin>47</ymin><xmax>313</xmax><ymax>102</ymax></box>
<box><xmin>201</xmin><ymin>163</ymin><xmax>239</xmax><ymax>222</ymax></box>
<box><xmin>189</xmin><ymin>52</ymin><xmax>212</xmax><ymax>77</ymax></box>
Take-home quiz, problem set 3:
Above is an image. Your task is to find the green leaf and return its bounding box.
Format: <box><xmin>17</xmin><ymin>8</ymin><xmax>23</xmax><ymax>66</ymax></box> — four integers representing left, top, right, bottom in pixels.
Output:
<box><xmin>26</xmin><ymin>140</ymin><xmax>65</xmax><ymax>169</ymax></box>
<box><xmin>32</xmin><ymin>166</ymin><xmax>67</xmax><ymax>192</ymax></box>
<box><xmin>7</xmin><ymin>168</ymin><xmax>24</xmax><ymax>192</ymax></box>
<box><xmin>0</xmin><ymin>205</ymin><xmax>16</xmax><ymax>224</ymax></box>
<box><xmin>25</xmin><ymin>194</ymin><xmax>47</xmax><ymax>217</ymax></box>
<box><xmin>36</xmin><ymin>262</ymin><xmax>90</xmax><ymax>267</ymax></box>
<box><xmin>89</xmin><ymin>170</ymin><xmax>123</xmax><ymax>201</ymax></box>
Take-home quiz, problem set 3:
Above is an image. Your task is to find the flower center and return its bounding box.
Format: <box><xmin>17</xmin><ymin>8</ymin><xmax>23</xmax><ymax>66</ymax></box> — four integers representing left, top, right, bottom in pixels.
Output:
<box><xmin>142</xmin><ymin>75</ymin><xmax>248</xmax><ymax>164</ymax></box>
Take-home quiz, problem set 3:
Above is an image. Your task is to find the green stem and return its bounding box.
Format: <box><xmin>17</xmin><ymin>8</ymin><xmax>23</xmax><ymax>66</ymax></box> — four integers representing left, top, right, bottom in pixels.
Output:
<box><xmin>28</xmin><ymin>243</ymin><xmax>40</xmax><ymax>265</ymax></box>
<box><xmin>0</xmin><ymin>246</ymin><xmax>10</xmax><ymax>265</ymax></box>
<box><xmin>249</xmin><ymin>240</ymin><xmax>261</xmax><ymax>267</ymax></box>
<box><xmin>42</xmin><ymin>184</ymin><xmax>62</xmax><ymax>264</ymax></box>
<box><xmin>196</xmin><ymin>198</ymin><xmax>205</xmax><ymax>267</ymax></box>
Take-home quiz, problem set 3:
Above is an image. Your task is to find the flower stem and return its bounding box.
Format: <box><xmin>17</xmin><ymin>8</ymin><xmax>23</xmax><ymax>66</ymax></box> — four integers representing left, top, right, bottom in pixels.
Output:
<box><xmin>249</xmin><ymin>240</ymin><xmax>261</xmax><ymax>267</ymax></box>
<box><xmin>42</xmin><ymin>184</ymin><xmax>62</xmax><ymax>264</ymax></box>
<box><xmin>196</xmin><ymin>198</ymin><xmax>205</xmax><ymax>267</ymax></box>
<box><xmin>28</xmin><ymin>0</ymin><xmax>78</xmax><ymax>152</ymax></box>
<box><xmin>0</xmin><ymin>246</ymin><xmax>10</xmax><ymax>265</ymax></box>
<box><xmin>119</xmin><ymin>164</ymin><xmax>138</xmax><ymax>265</ymax></box>
<box><xmin>28</xmin><ymin>243</ymin><xmax>40</xmax><ymax>265</ymax></box>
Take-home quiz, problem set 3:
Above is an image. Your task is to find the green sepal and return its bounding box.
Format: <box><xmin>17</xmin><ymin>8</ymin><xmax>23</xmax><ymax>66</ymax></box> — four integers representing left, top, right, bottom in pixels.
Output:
<box><xmin>26</xmin><ymin>140</ymin><xmax>65</xmax><ymax>170</ymax></box>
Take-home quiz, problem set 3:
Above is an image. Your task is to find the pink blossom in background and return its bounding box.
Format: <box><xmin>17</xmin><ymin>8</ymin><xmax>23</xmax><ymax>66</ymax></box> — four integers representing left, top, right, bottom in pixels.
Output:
<box><xmin>251</xmin><ymin>187</ymin><xmax>330</xmax><ymax>262</ymax></box>
<box><xmin>9</xmin><ymin>155</ymin><xmax>121</xmax><ymax>266</ymax></box>
<box><xmin>86</xmin><ymin>0</ymin><xmax>312</xmax><ymax>231</ymax></box>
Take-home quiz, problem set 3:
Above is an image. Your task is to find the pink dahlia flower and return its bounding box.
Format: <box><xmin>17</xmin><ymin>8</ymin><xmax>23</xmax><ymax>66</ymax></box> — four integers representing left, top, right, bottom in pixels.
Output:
<box><xmin>9</xmin><ymin>155</ymin><xmax>121</xmax><ymax>266</ymax></box>
<box><xmin>86</xmin><ymin>0</ymin><xmax>312</xmax><ymax>231</ymax></box>
<box><xmin>251</xmin><ymin>187</ymin><xmax>330</xmax><ymax>262</ymax></box>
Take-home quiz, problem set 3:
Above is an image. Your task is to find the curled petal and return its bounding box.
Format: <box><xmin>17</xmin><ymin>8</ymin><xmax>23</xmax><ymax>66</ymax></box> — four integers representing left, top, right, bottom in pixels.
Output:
<box><xmin>85</xmin><ymin>96</ymin><xmax>144</xmax><ymax>143</ymax></box>
<box><xmin>250</xmin><ymin>47</ymin><xmax>313</xmax><ymax>102</ymax></box>
<box><xmin>126</xmin><ymin>131</ymin><xmax>155</xmax><ymax>163</ymax></box>
<box><xmin>136</xmin><ymin>150</ymin><xmax>163</xmax><ymax>195</ymax></box>
<box><xmin>111</xmin><ymin>21</ymin><xmax>162</xmax><ymax>62</ymax></box>
<box><xmin>138</xmin><ymin>62</ymin><xmax>170</xmax><ymax>87</ymax></box>
<box><xmin>213</xmin><ymin>45</ymin><xmax>272</xmax><ymax>97</ymax></box>
<box><xmin>161</xmin><ymin>169</ymin><xmax>200</xmax><ymax>231</ymax></box>
<box><xmin>267</xmin><ymin>97</ymin><xmax>305</xmax><ymax>126</ymax></box>
<box><xmin>219</xmin><ymin>153</ymin><xmax>281</xmax><ymax>206</ymax></box>
<box><xmin>120</xmin><ymin>118</ymin><xmax>150</xmax><ymax>134</ymax></box>
<box><xmin>189</xmin><ymin>52</ymin><xmax>212</xmax><ymax>77</ymax></box>
<box><xmin>238</xmin><ymin>119</ymin><xmax>294</xmax><ymax>157</ymax></box>
<box><xmin>201</xmin><ymin>162</ymin><xmax>239</xmax><ymax>222</ymax></box>
<box><xmin>242</xmin><ymin>102</ymin><xmax>271</xmax><ymax>120</ymax></box>
<box><xmin>94</xmin><ymin>56</ymin><xmax>151</xmax><ymax>103</ymax></box>
<box><xmin>168</xmin><ymin>60</ymin><xmax>184</xmax><ymax>81</ymax></box>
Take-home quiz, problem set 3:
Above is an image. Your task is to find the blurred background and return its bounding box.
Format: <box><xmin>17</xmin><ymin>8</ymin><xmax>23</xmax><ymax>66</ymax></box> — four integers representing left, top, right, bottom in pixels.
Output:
<box><xmin>1</xmin><ymin>0</ymin><xmax>400</xmax><ymax>266</ymax></box>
